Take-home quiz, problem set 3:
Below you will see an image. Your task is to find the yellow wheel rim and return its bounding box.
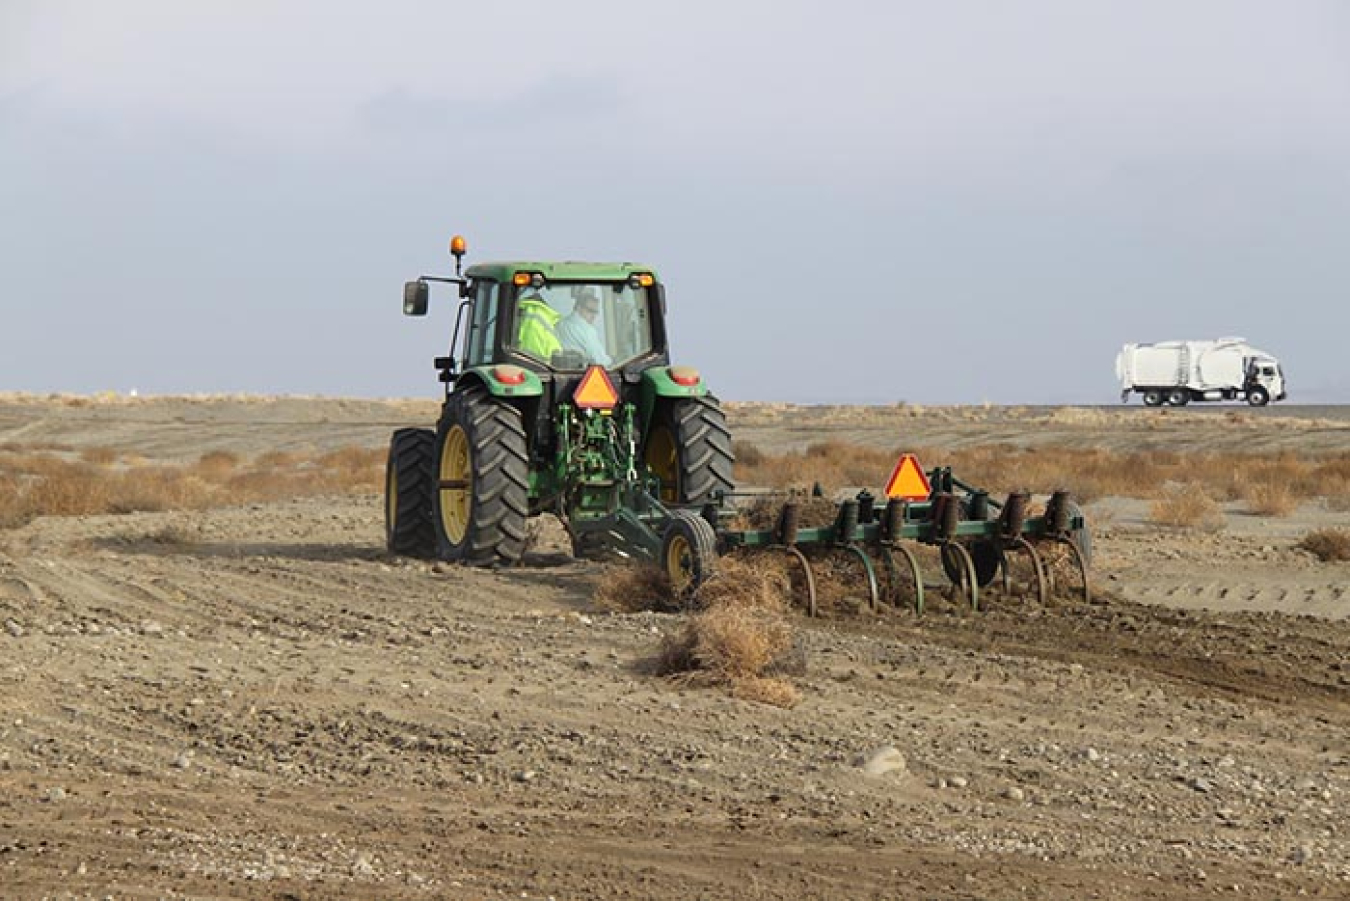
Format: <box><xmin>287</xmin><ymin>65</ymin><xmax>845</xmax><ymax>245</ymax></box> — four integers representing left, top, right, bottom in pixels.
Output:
<box><xmin>665</xmin><ymin>530</ymin><xmax>693</xmax><ymax>594</ymax></box>
<box><xmin>440</xmin><ymin>425</ymin><xmax>471</xmax><ymax>543</ymax></box>
<box><xmin>645</xmin><ymin>425</ymin><xmax>679</xmax><ymax>503</ymax></box>
<box><xmin>386</xmin><ymin>466</ymin><xmax>398</xmax><ymax>530</ymax></box>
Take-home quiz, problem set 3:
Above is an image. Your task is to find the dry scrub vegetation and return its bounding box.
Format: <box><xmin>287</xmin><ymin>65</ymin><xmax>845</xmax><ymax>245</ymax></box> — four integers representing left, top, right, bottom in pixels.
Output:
<box><xmin>0</xmin><ymin>445</ymin><xmax>383</xmax><ymax>528</ymax></box>
<box><xmin>1148</xmin><ymin>485</ymin><xmax>1225</xmax><ymax>530</ymax></box>
<box><xmin>596</xmin><ymin>556</ymin><xmax>801</xmax><ymax>708</ymax></box>
<box><xmin>1298</xmin><ymin>528</ymin><xmax>1350</xmax><ymax>562</ymax></box>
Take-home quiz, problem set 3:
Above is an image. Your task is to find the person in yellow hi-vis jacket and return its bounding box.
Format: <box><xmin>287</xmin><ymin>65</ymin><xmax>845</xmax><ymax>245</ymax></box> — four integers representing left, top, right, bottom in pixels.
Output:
<box><xmin>515</xmin><ymin>292</ymin><xmax>562</xmax><ymax>361</ymax></box>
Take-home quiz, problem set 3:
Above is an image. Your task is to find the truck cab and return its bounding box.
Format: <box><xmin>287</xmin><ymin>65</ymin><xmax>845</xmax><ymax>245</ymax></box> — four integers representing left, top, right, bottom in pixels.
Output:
<box><xmin>1244</xmin><ymin>356</ymin><xmax>1286</xmax><ymax>407</ymax></box>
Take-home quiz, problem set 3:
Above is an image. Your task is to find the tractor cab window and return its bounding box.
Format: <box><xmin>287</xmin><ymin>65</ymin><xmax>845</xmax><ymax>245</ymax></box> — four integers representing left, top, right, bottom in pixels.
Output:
<box><xmin>464</xmin><ymin>281</ymin><xmax>499</xmax><ymax>367</ymax></box>
<box><xmin>508</xmin><ymin>281</ymin><xmax>656</xmax><ymax>370</ymax></box>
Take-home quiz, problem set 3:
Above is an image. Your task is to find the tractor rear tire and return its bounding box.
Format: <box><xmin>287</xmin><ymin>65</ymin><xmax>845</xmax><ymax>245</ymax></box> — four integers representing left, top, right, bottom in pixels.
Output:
<box><xmin>385</xmin><ymin>428</ymin><xmax>437</xmax><ymax>558</ymax></box>
<box><xmin>645</xmin><ymin>396</ymin><xmax>735</xmax><ymax>506</ymax></box>
<box><xmin>1142</xmin><ymin>390</ymin><xmax>1163</xmax><ymax>407</ymax></box>
<box><xmin>433</xmin><ymin>385</ymin><xmax>530</xmax><ymax>566</ymax></box>
<box><xmin>661</xmin><ymin>510</ymin><xmax>718</xmax><ymax>597</ymax></box>
<box><xmin>1166</xmin><ymin>388</ymin><xmax>1190</xmax><ymax>406</ymax></box>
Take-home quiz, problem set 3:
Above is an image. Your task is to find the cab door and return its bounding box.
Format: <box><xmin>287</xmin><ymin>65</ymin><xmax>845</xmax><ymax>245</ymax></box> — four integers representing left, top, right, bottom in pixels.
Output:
<box><xmin>463</xmin><ymin>280</ymin><xmax>501</xmax><ymax>367</ymax></box>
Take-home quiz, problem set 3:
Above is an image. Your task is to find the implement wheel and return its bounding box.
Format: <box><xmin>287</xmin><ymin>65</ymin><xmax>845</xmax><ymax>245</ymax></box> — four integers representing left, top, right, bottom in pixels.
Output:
<box><xmin>433</xmin><ymin>385</ymin><xmax>530</xmax><ymax>566</ymax></box>
<box><xmin>942</xmin><ymin>538</ymin><xmax>1000</xmax><ymax>588</ymax></box>
<box><xmin>385</xmin><ymin>427</ymin><xmax>436</xmax><ymax>558</ymax></box>
<box><xmin>939</xmin><ymin>541</ymin><xmax>979</xmax><ymax>611</ymax></box>
<box><xmin>661</xmin><ymin>510</ymin><xmax>717</xmax><ymax>597</ymax></box>
<box><xmin>644</xmin><ymin>396</ymin><xmax>735</xmax><ymax>505</ymax></box>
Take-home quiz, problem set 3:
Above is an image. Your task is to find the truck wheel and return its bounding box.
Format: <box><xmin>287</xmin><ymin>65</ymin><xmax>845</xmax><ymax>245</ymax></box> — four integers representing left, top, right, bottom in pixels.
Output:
<box><xmin>433</xmin><ymin>385</ymin><xmax>530</xmax><ymax>566</ymax></box>
<box><xmin>1165</xmin><ymin>389</ymin><xmax>1190</xmax><ymax>406</ymax></box>
<box><xmin>1142</xmin><ymin>390</ymin><xmax>1163</xmax><ymax>407</ymax></box>
<box><xmin>644</xmin><ymin>396</ymin><xmax>735</xmax><ymax>505</ymax></box>
<box><xmin>1246</xmin><ymin>386</ymin><xmax>1270</xmax><ymax>407</ymax></box>
<box><xmin>385</xmin><ymin>428</ymin><xmax>436</xmax><ymax>558</ymax></box>
<box><xmin>661</xmin><ymin>510</ymin><xmax>718</xmax><ymax>596</ymax></box>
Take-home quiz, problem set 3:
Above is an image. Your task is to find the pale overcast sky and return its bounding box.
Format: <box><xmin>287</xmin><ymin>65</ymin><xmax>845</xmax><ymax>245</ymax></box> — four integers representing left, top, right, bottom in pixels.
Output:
<box><xmin>3</xmin><ymin>1</ymin><xmax>1347</xmax><ymax>403</ymax></box>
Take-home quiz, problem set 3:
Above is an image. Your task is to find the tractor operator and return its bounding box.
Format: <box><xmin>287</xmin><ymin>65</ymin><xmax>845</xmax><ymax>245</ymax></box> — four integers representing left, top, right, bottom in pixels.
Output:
<box><xmin>516</xmin><ymin>291</ymin><xmax>562</xmax><ymax>361</ymax></box>
<box><xmin>556</xmin><ymin>287</ymin><xmax>612</xmax><ymax>367</ymax></box>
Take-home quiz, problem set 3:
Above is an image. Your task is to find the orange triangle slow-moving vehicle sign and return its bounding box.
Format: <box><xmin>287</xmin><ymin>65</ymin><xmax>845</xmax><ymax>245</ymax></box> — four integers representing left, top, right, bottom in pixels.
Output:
<box><xmin>884</xmin><ymin>453</ymin><xmax>932</xmax><ymax>501</ymax></box>
<box><xmin>573</xmin><ymin>365</ymin><xmax>619</xmax><ymax>410</ymax></box>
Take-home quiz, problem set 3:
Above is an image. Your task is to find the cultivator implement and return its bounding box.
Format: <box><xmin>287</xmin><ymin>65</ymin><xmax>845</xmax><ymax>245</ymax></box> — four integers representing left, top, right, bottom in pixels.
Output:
<box><xmin>518</xmin><ymin>370</ymin><xmax>1095</xmax><ymax>614</ymax></box>
<box><xmin>712</xmin><ymin>477</ymin><xmax>1092</xmax><ymax>615</ymax></box>
<box><xmin>558</xmin><ymin>407</ymin><xmax>1092</xmax><ymax>614</ymax></box>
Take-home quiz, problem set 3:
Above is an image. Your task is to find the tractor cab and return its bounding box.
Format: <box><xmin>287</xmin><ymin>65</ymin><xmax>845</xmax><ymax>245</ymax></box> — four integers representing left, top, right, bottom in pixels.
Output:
<box><xmin>495</xmin><ymin>273</ymin><xmax>663</xmax><ymax>374</ymax></box>
<box><xmin>404</xmin><ymin>247</ymin><xmax>670</xmax><ymax>386</ymax></box>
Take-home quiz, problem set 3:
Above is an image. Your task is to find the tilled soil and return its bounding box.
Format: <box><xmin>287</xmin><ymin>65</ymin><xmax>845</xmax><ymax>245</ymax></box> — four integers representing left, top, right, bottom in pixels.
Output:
<box><xmin>1</xmin><ymin>397</ymin><xmax>1349</xmax><ymax>900</ymax></box>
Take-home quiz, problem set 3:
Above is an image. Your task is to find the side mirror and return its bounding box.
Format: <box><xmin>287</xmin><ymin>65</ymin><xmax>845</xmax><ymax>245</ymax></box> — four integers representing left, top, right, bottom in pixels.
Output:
<box><xmin>403</xmin><ymin>280</ymin><xmax>429</xmax><ymax>316</ymax></box>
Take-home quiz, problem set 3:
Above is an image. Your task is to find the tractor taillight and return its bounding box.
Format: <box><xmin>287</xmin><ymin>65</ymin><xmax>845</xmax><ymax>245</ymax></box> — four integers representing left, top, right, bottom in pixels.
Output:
<box><xmin>628</xmin><ymin>273</ymin><xmax>655</xmax><ymax>288</ymax></box>
<box><xmin>493</xmin><ymin>365</ymin><xmax>527</xmax><ymax>385</ymax></box>
<box><xmin>669</xmin><ymin>366</ymin><xmax>700</xmax><ymax>387</ymax></box>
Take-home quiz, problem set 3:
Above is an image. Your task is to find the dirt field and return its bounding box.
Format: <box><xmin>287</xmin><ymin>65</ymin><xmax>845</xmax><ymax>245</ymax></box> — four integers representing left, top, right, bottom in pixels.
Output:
<box><xmin>2</xmin><ymin>396</ymin><xmax>1348</xmax><ymax>900</ymax></box>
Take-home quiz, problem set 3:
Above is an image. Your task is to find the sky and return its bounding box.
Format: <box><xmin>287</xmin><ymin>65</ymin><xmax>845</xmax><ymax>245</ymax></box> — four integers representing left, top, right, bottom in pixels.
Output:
<box><xmin>2</xmin><ymin>0</ymin><xmax>1348</xmax><ymax>404</ymax></box>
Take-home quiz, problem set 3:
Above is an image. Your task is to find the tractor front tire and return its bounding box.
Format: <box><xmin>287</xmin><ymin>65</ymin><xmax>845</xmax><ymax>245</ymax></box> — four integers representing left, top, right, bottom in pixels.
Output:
<box><xmin>385</xmin><ymin>428</ymin><xmax>436</xmax><ymax>558</ymax></box>
<box><xmin>433</xmin><ymin>386</ymin><xmax>530</xmax><ymax>566</ymax></box>
<box><xmin>644</xmin><ymin>396</ymin><xmax>735</xmax><ymax>505</ymax></box>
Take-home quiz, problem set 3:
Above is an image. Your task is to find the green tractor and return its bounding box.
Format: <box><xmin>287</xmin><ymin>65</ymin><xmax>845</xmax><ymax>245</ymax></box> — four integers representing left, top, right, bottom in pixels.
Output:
<box><xmin>385</xmin><ymin>235</ymin><xmax>735</xmax><ymax>574</ymax></box>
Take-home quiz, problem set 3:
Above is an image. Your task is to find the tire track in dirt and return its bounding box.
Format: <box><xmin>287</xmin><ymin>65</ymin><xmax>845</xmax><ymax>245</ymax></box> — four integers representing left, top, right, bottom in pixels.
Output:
<box><xmin>844</xmin><ymin>594</ymin><xmax>1350</xmax><ymax>719</ymax></box>
<box><xmin>1130</xmin><ymin>580</ymin><xmax>1348</xmax><ymax>614</ymax></box>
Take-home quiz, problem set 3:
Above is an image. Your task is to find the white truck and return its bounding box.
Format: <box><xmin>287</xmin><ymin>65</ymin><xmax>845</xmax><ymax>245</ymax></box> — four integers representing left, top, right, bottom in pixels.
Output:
<box><xmin>1116</xmin><ymin>338</ymin><xmax>1286</xmax><ymax>407</ymax></box>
